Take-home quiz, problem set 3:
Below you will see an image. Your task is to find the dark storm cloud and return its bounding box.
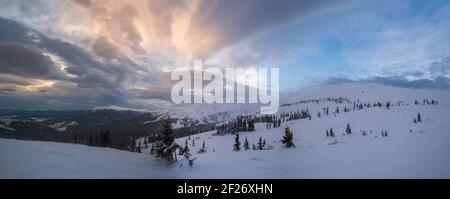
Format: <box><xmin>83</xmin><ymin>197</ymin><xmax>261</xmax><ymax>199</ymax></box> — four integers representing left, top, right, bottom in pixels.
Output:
<box><xmin>0</xmin><ymin>42</ymin><xmax>56</xmax><ymax>78</ymax></box>
<box><xmin>0</xmin><ymin>16</ymin><xmax>169</xmax><ymax>109</ymax></box>
<box><xmin>0</xmin><ymin>17</ymin><xmax>151</xmax><ymax>93</ymax></box>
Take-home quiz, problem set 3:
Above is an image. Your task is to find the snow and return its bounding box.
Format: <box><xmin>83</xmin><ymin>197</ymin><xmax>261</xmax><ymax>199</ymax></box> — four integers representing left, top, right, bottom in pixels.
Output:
<box><xmin>1</xmin><ymin>83</ymin><xmax>450</xmax><ymax>178</ymax></box>
<box><xmin>0</xmin><ymin>138</ymin><xmax>174</xmax><ymax>178</ymax></box>
<box><xmin>0</xmin><ymin>124</ymin><xmax>15</xmax><ymax>131</ymax></box>
<box><xmin>0</xmin><ymin>115</ymin><xmax>18</xmax><ymax>126</ymax></box>
<box><xmin>92</xmin><ymin>105</ymin><xmax>151</xmax><ymax>113</ymax></box>
<box><xmin>48</xmin><ymin>121</ymin><xmax>78</xmax><ymax>132</ymax></box>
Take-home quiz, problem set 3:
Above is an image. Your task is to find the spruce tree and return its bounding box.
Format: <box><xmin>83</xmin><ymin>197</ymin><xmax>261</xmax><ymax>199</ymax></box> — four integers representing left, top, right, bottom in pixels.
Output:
<box><xmin>162</xmin><ymin>120</ymin><xmax>174</xmax><ymax>145</ymax></box>
<box><xmin>281</xmin><ymin>127</ymin><xmax>295</xmax><ymax>148</ymax></box>
<box><xmin>257</xmin><ymin>137</ymin><xmax>264</xmax><ymax>150</ymax></box>
<box><xmin>233</xmin><ymin>133</ymin><xmax>241</xmax><ymax>151</ymax></box>
<box><xmin>346</xmin><ymin>123</ymin><xmax>352</xmax><ymax>134</ymax></box>
<box><xmin>244</xmin><ymin>137</ymin><xmax>250</xmax><ymax>150</ymax></box>
<box><xmin>137</xmin><ymin>141</ymin><xmax>142</xmax><ymax>153</ymax></box>
<box><xmin>417</xmin><ymin>113</ymin><xmax>421</xmax><ymax>122</ymax></box>
<box><xmin>130</xmin><ymin>135</ymin><xmax>136</xmax><ymax>152</ymax></box>
<box><xmin>198</xmin><ymin>141</ymin><xmax>206</xmax><ymax>153</ymax></box>
<box><xmin>330</xmin><ymin>128</ymin><xmax>335</xmax><ymax>137</ymax></box>
<box><xmin>156</xmin><ymin>119</ymin><xmax>178</xmax><ymax>164</ymax></box>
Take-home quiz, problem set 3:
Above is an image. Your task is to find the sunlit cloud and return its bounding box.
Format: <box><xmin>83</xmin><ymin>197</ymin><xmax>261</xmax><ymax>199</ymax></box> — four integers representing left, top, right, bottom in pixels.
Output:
<box><xmin>0</xmin><ymin>0</ymin><xmax>449</xmax><ymax>110</ymax></box>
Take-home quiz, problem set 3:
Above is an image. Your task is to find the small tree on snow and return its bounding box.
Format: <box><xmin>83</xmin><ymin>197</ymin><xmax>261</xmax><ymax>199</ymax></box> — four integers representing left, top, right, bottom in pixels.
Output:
<box><xmin>244</xmin><ymin>137</ymin><xmax>250</xmax><ymax>150</ymax></box>
<box><xmin>417</xmin><ymin>113</ymin><xmax>422</xmax><ymax>122</ymax></box>
<box><xmin>137</xmin><ymin>141</ymin><xmax>142</xmax><ymax>153</ymax></box>
<box><xmin>233</xmin><ymin>133</ymin><xmax>241</xmax><ymax>151</ymax></box>
<box><xmin>345</xmin><ymin>123</ymin><xmax>352</xmax><ymax>134</ymax></box>
<box><xmin>257</xmin><ymin>137</ymin><xmax>264</xmax><ymax>150</ymax></box>
<box><xmin>198</xmin><ymin>141</ymin><xmax>206</xmax><ymax>153</ymax></box>
<box><xmin>330</xmin><ymin>128</ymin><xmax>335</xmax><ymax>137</ymax></box>
<box><xmin>144</xmin><ymin>138</ymin><xmax>148</xmax><ymax>148</ymax></box>
<box><xmin>281</xmin><ymin>127</ymin><xmax>295</xmax><ymax>148</ymax></box>
<box><xmin>381</xmin><ymin>130</ymin><xmax>388</xmax><ymax>137</ymax></box>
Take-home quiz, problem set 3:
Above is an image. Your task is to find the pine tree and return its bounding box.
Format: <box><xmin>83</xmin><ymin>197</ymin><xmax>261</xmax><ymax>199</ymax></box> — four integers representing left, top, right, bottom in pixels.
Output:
<box><xmin>162</xmin><ymin>120</ymin><xmax>174</xmax><ymax>145</ymax></box>
<box><xmin>233</xmin><ymin>133</ymin><xmax>241</xmax><ymax>151</ymax></box>
<box><xmin>417</xmin><ymin>113</ymin><xmax>421</xmax><ymax>122</ymax></box>
<box><xmin>130</xmin><ymin>135</ymin><xmax>136</xmax><ymax>152</ymax></box>
<box><xmin>330</xmin><ymin>128</ymin><xmax>335</xmax><ymax>137</ymax></box>
<box><xmin>137</xmin><ymin>141</ymin><xmax>142</xmax><ymax>153</ymax></box>
<box><xmin>281</xmin><ymin>127</ymin><xmax>295</xmax><ymax>148</ymax></box>
<box><xmin>257</xmin><ymin>137</ymin><xmax>264</xmax><ymax>150</ymax></box>
<box><xmin>180</xmin><ymin>139</ymin><xmax>190</xmax><ymax>155</ymax></box>
<box><xmin>144</xmin><ymin>138</ymin><xmax>148</xmax><ymax>148</ymax></box>
<box><xmin>156</xmin><ymin>119</ymin><xmax>178</xmax><ymax>164</ymax></box>
<box><xmin>414</xmin><ymin>118</ymin><xmax>417</xmax><ymax>123</ymax></box>
<box><xmin>244</xmin><ymin>137</ymin><xmax>250</xmax><ymax>150</ymax></box>
<box><xmin>198</xmin><ymin>141</ymin><xmax>206</xmax><ymax>153</ymax></box>
<box><xmin>346</xmin><ymin>123</ymin><xmax>352</xmax><ymax>134</ymax></box>
<box><xmin>326</xmin><ymin>129</ymin><xmax>329</xmax><ymax>137</ymax></box>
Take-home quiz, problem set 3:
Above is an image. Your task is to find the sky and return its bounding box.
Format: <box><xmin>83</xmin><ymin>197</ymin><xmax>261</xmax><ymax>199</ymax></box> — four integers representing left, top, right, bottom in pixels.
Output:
<box><xmin>0</xmin><ymin>0</ymin><xmax>449</xmax><ymax>110</ymax></box>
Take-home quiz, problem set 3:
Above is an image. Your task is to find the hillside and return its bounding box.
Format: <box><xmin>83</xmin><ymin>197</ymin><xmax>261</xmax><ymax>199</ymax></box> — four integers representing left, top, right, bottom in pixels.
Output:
<box><xmin>1</xmin><ymin>83</ymin><xmax>449</xmax><ymax>178</ymax></box>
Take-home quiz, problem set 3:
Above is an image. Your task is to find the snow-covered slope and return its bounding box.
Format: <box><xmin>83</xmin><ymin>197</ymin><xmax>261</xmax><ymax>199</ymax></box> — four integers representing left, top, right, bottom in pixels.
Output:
<box><xmin>1</xmin><ymin>83</ymin><xmax>450</xmax><ymax>178</ymax></box>
<box><xmin>167</xmin><ymin>83</ymin><xmax>450</xmax><ymax>123</ymax></box>
<box><xmin>0</xmin><ymin>138</ymin><xmax>173</xmax><ymax>178</ymax></box>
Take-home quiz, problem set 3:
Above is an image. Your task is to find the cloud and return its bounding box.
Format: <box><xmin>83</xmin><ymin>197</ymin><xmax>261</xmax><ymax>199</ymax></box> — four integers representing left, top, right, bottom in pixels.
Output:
<box><xmin>340</xmin><ymin>1</ymin><xmax>450</xmax><ymax>79</ymax></box>
<box><xmin>324</xmin><ymin>76</ymin><xmax>450</xmax><ymax>90</ymax></box>
<box><xmin>1</xmin><ymin>0</ymin><xmax>449</xmax><ymax>111</ymax></box>
<box><xmin>0</xmin><ymin>42</ymin><xmax>57</xmax><ymax>78</ymax></box>
<box><xmin>184</xmin><ymin>0</ymin><xmax>343</xmax><ymax>58</ymax></box>
<box><xmin>0</xmin><ymin>16</ymin><xmax>175</xmax><ymax>109</ymax></box>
